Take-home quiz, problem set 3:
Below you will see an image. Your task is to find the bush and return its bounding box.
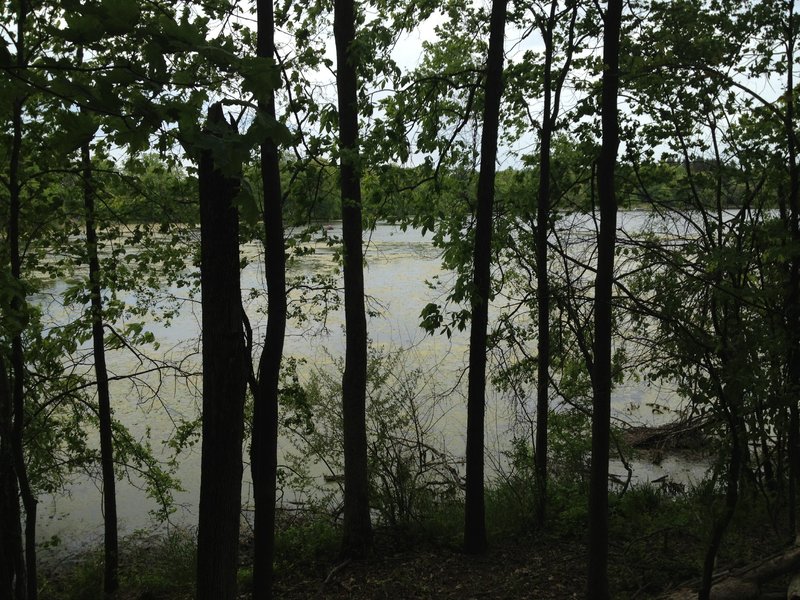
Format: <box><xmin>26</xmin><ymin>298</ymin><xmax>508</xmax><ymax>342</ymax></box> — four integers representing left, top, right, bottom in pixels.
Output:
<box><xmin>281</xmin><ymin>345</ymin><xmax>462</xmax><ymax>529</ymax></box>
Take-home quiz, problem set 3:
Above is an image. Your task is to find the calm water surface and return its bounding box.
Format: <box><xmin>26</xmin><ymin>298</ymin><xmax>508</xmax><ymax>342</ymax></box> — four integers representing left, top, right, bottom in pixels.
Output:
<box><xmin>36</xmin><ymin>217</ymin><xmax>705</xmax><ymax>554</ymax></box>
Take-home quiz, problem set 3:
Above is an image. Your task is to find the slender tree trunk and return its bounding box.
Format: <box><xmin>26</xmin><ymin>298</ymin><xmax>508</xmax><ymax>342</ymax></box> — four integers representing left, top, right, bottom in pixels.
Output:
<box><xmin>783</xmin><ymin>0</ymin><xmax>800</xmax><ymax>542</ymax></box>
<box><xmin>251</xmin><ymin>0</ymin><xmax>287</xmax><ymax>595</ymax></box>
<box><xmin>9</xmin><ymin>2</ymin><xmax>37</xmax><ymax>595</ymax></box>
<box><xmin>700</xmin><ymin>413</ymin><xmax>743</xmax><ymax>600</ymax></box>
<box><xmin>463</xmin><ymin>0</ymin><xmax>508</xmax><ymax>555</ymax></box>
<box><xmin>790</xmin><ymin>406</ymin><xmax>799</xmax><ymax>536</ymax></box>
<box><xmin>0</xmin><ymin>355</ymin><xmax>24</xmax><ymax>599</ymax></box>
<box><xmin>196</xmin><ymin>103</ymin><xmax>248</xmax><ymax>600</ymax></box>
<box><xmin>586</xmin><ymin>1</ymin><xmax>622</xmax><ymax>597</ymax></box>
<box><xmin>534</xmin><ymin>0</ymin><xmax>556</xmax><ymax>529</ymax></box>
<box><xmin>334</xmin><ymin>0</ymin><xmax>372</xmax><ymax>558</ymax></box>
<box><xmin>81</xmin><ymin>141</ymin><xmax>119</xmax><ymax>596</ymax></box>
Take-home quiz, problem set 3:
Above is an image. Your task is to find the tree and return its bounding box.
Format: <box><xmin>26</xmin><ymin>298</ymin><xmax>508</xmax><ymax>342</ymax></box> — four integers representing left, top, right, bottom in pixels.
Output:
<box><xmin>81</xmin><ymin>135</ymin><xmax>119</xmax><ymax>596</ymax></box>
<box><xmin>0</xmin><ymin>354</ymin><xmax>23</xmax><ymax>598</ymax></box>
<box><xmin>250</xmin><ymin>0</ymin><xmax>287</xmax><ymax>594</ymax></box>
<box><xmin>5</xmin><ymin>0</ymin><xmax>39</xmax><ymax>595</ymax></box>
<box><xmin>463</xmin><ymin>0</ymin><xmax>508</xmax><ymax>555</ymax></box>
<box><xmin>195</xmin><ymin>102</ymin><xmax>248</xmax><ymax>600</ymax></box>
<box><xmin>586</xmin><ymin>0</ymin><xmax>622</xmax><ymax>597</ymax></box>
<box><xmin>334</xmin><ymin>0</ymin><xmax>373</xmax><ymax>557</ymax></box>
<box><xmin>531</xmin><ymin>0</ymin><xmax>580</xmax><ymax>527</ymax></box>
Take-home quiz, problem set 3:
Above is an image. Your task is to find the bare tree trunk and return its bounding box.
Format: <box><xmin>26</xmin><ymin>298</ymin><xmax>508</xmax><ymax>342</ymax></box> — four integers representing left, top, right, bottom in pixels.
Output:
<box><xmin>81</xmin><ymin>141</ymin><xmax>119</xmax><ymax>596</ymax></box>
<box><xmin>251</xmin><ymin>0</ymin><xmax>287</xmax><ymax>595</ymax></box>
<box><xmin>9</xmin><ymin>3</ymin><xmax>37</xmax><ymax>595</ymax></box>
<box><xmin>463</xmin><ymin>0</ymin><xmax>508</xmax><ymax>555</ymax></box>
<box><xmin>533</xmin><ymin>0</ymin><xmax>556</xmax><ymax>528</ymax></box>
<box><xmin>700</xmin><ymin>413</ymin><xmax>743</xmax><ymax>600</ymax></box>
<box><xmin>783</xmin><ymin>0</ymin><xmax>800</xmax><ymax>542</ymax></box>
<box><xmin>334</xmin><ymin>0</ymin><xmax>373</xmax><ymax>558</ymax></box>
<box><xmin>586</xmin><ymin>1</ymin><xmax>622</xmax><ymax>597</ymax></box>
<box><xmin>196</xmin><ymin>103</ymin><xmax>248</xmax><ymax>600</ymax></box>
<box><xmin>0</xmin><ymin>355</ymin><xmax>24</xmax><ymax>599</ymax></box>
<box><xmin>533</xmin><ymin>0</ymin><xmax>579</xmax><ymax>528</ymax></box>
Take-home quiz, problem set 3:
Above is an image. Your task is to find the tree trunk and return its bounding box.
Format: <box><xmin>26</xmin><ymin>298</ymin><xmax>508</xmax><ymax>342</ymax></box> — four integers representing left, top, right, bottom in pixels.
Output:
<box><xmin>251</xmin><ymin>0</ymin><xmax>287</xmax><ymax>596</ymax></box>
<box><xmin>9</xmin><ymin>2</ymin><xmax>37</xmax><ymax>594</ymax></box>
<box><xmin>700</xmin><ymin>414</ymin><xmax>743</xmax><ymax>600</ymax></box>
<box><xmin>533</xmin><ymin>0</ymin><xmax>556</xmax><ymax>529</ymax></box>
<box><xmin>0</xmin><ymin>355</ymin><xmax>24</xmax><ymax>599</ymax></box>
<box><xmin>196</xmin><ymin>103</ymin><xmax>248</xmax><ymax>600</ymax></box>
<box><xmin>81</xmin><ymin>142</ymin><xmax>119</xmax><ymax>596</ymax></box>
<box><xmin>783</xmin><ymin>0</ymin><xmax>800</xmax><ymax>542</ymax></box>
<box><xmin>334</xmin><ymin>0</ymin><xmax>373</xmax><ymax>558</ymax></box>
<box><xmin>463</xmin><ymin>0</ymin><xmax>508</xmax><ymax>555</ymax></box>
<box><xmin>586</xmin><ymin>1</ymin><xmax>622</xmax><ymax>597</ymax></box>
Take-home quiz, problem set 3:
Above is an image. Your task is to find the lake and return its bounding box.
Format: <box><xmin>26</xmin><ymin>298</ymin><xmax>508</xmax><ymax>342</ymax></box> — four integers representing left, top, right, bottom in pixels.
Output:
<box><xmin>35</xmin><ymin>216</ymin><xmax>707</xmax><ymax>556</ymax></box>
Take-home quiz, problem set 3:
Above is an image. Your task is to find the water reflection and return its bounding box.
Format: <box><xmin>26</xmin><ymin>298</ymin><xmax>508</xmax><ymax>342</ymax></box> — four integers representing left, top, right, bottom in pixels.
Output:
<box><xmin>36</xmin><ymin>220</ymin><xmax>700</xmax><ymax>554</ymax></box>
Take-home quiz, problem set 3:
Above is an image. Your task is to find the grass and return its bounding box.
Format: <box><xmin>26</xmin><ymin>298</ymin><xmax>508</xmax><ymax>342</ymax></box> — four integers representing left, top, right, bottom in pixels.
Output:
<box><xmin>38</xmin><ymin>475</ymin><xmax>792</xmax><ymax>599</ymax></box>
<box><xmin>40</xmin><ymin>529</ymin><xmax>197</xmax><ymax>600</ymax></box>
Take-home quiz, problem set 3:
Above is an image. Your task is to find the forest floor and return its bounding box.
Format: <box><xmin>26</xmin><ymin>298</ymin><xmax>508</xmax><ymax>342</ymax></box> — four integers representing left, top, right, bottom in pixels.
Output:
<box><xmin>41</xmin><ymin>496</ymin><xmax>789</xmax><ymax>600</ymax></box>
<box><xmin>40</xmin><ymin>443</ymin><xmax>793</xmax><ymax>599</ymax></box>
<box><xmin>265</xmin><ymin>527</ymin><xmax>791</xmax><ymax>600</ymax></box>
<box><xmin>268</xmin><ymin>531</ymin><xmax>587</xmax><ymax>599</ymax></box>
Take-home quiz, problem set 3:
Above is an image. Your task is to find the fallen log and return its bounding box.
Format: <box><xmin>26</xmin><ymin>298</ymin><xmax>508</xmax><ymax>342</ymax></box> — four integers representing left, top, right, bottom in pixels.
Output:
<box><xmin>662</xmin><ymin>546</ymin><xmax>800</xmax><ymax>599</ymax></box>
<box><xmin>624</xmin><ymin>417</ymin><xmax>710</xmax><ymax>452</ymax></box>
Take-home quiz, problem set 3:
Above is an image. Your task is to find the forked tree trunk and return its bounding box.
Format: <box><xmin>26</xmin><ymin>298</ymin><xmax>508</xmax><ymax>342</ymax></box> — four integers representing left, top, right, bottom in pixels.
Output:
<box><xmin>534</xmin><ymin>0</ymin><xmax>579</xmax><ymax>528</ymax></box>
<box><xmin>251</xmin><ymin>0</ymin><xmax>287</xmax><ymax>595</ymax></box>
<box><xmin>463</xmin><ymin>0</ymin><xmax>508</xmax><ymax>555</ymax></box>
<box><xmin>586</xmin><ymin>1</ymin><xmax>622</xmax><ymax>597</ymax></box>
<box><xmin>196</xmin><ymin>103</ymin><xmax>248</xmax><ymax>600</ymax></box>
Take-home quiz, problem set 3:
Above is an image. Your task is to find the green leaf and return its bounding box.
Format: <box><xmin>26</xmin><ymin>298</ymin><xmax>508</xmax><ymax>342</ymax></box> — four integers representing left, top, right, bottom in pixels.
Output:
<box><xmin>51</xmin><ymin>111</ymin><xmax>99</xmax><ymax>154</ymax></box>
<box><xmin>235</xmin><ymin>179</ymin><xmax>260</xmax><ymax>226</ymax></box>
<box><xmin>240</xmin><ymin>56</ymin><xmax>281</xmax><ymax>102</ymax></box>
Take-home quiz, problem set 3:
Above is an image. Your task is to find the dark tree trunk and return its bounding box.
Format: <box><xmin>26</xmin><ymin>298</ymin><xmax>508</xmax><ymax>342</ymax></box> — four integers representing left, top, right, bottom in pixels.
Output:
<box><xmin>463</xmin><ymin>0</ymin><xmax>508</xmax><ymax>555</ymax></box>
<box><xmin>334</xmin><ymin>0</ymin><xmax>372</xmax><ymax>558</ymax></box>
<box><xmin>534</xmin><ymin>0</ymin><xmax>578</xmax><ymax>528</ymax></box>
<box><xmin>533</xmin><ymin>0</ymin><xmax>556</xmax><ymax>529</ymax></box>
<box><xmin>9</xmin><ymin>2</ymin><xmax>37</xmax><ymax>595</ymax></box>
<box><xmin>790</xmin><ymin>405</ymin><xmax>799</xmax><ymax>536</ymax></box>
<box><xmin>700</xmin><ymin>411</ymin><xmax>744</xmax><ymax>600</ymax></box>
<box><xmin>81</xmin><ymin>142</ymin><xmax>119</xmax><ymax>596</ymax></box>
<box><xmin>251</xmin><ymin>0</ymin><xmax>287</xmax><ymax>596</ymax></box>
<box><xmin>0</xmin><ymin>355</ymin><xmax>24</xmax><ymax>599</ymax></box>
<box><xmin>10</xmin><ymin>102</ymin><xmax>36</xmax><ymax>600</ymax></box>
<box><xmin>783</xmin><ymin>0</ymin><xmax>800</xmax><ymax>542</ymax></box>
<box><xmin>586</xmin><ymin>1</ymin><xmax>622</xmax><ymax>597</ymax></box>
<box><xmin>196</xmin><ymin>103</ymin><xmax>248</xmax><ymax>600</ymax></box>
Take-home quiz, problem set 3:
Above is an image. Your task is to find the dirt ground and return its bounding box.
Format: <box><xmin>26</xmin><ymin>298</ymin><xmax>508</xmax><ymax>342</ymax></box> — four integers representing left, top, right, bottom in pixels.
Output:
<box><xmin>272</xmin><ymin>531</ymin><xmax>589</xmax><ymax>599</ymax></box>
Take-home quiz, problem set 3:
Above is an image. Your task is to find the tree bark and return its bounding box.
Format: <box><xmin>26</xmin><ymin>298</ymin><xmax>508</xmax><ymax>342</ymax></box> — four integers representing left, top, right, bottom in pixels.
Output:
<box><xmin>9</xmin><ymin>2</ymin><xmax>37</xmax><ymax>595</ymax></box>
<box><xmin>0</xmin><ymin>355</ymin><xmax>24</xmax><ymax>599</ymax></box>
<box><xmin>782</xmin><ymin>0</ymin><xmax>800</xmax><ymax>542</ymax></box>
<box><xmin>81</xmin><ymin>141</ymin><xmax>119</xmax><ymax>597</ymax></box>
<box><xmin>463</xmin><ymin>0</ymin><xmax>508</xmax><ymax>555</ymax></box>
<box><xmin>251</xmin><ymin>0</ymin><xmax>287</xmax><ymax>596</ymax></box>
<box><xmin>533</xmin><ymin>0</ymin><xmax>556</xmax><ymax>529</ymax></box>
<box><xmin>334</xmin><ymin>0</ymin><xmax>373</xmax><ymax>558</ymax></box>
<box><xmin>533</xmin><ymin>0</ymin><xmax>579</xmax><ymax>528</ymax></box>
<box><xmin>586</xmin><ymin>1</ymin><xmax>622</xmax><ymax>597</ymax></box>
<box><xmin>196</xmin><ymin>103</ymin><xmax>248</xmax><ymax>600</ymax></box>
<box><xmin>700</xmin><ymin>414</ymin><xmax>743</xmax><ymax>600</ymax></box>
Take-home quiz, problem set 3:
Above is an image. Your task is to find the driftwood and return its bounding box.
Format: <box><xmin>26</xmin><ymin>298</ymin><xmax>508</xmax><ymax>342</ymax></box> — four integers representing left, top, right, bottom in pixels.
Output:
<box><xmin>624</xmin><ymin>417</ymin><xmax>709</xmax><ymax>451</ymax></box>
<box><xmin>662</xmin><ymin>546</ymin><xmax>800</xmax><ymax>599</ymax></box>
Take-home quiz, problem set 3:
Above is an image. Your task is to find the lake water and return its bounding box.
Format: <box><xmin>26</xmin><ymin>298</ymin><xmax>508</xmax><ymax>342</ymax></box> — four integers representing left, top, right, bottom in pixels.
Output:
<box><xmin>35</xmin><ymin>216</ymin><xmax>708</xmax><ymax>556</ymax></box>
